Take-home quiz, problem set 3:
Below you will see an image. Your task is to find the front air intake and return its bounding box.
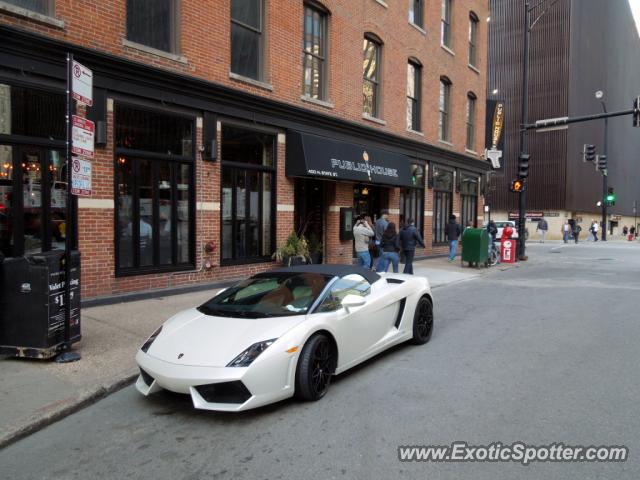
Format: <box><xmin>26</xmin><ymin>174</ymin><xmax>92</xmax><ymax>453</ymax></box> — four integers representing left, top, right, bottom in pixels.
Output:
<box><xmin>195</xmin><ymin>381</ymin><xmax>252</xmax><ymax>404</ymax></box>
<box><xmin>139</xmin><ymin>368</ymin><xmax>154</xmax><ymax>387</ymax></box>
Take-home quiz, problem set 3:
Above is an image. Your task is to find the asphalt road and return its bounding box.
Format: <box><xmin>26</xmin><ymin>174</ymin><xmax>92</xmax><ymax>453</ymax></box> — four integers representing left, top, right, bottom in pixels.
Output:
<box><xmin>2</xmin><ymin>241</ymin><xmax>640</xmax><ymax>480</ymax></box>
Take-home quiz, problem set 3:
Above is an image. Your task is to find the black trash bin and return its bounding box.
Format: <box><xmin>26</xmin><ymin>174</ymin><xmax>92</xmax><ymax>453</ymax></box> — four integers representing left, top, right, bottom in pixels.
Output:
<box><xmin>0</xmin><ymin>250</ymin><xmax>81</xmax><ymax>359</ymax></box>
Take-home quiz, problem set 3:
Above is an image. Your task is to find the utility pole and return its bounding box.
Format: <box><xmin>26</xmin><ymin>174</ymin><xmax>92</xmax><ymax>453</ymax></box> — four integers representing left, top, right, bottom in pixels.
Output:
<box><xmin>597</xmin><ymin>92</ymin><xmax>608</xmax><ymax>241</ymax></box>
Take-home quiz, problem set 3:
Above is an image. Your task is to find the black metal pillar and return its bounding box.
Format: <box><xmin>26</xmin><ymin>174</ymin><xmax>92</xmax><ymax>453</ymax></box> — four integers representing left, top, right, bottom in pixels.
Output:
<box><xmin>601</xmin><ymin>105</ymin><xmax>608</xmax><ymax>241</ymax></box>
<box><xmin>518</xmin><ymin>2</ymin><xmax>531</xmax><ymax>259</ymax></box>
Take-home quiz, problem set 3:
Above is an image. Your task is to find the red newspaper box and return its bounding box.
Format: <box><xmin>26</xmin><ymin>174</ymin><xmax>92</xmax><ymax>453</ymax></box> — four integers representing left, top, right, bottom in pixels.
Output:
<box><xmin>500</xmin><ymin>238</ymin><xmax>516</xmax><ymax>263</ymax></box>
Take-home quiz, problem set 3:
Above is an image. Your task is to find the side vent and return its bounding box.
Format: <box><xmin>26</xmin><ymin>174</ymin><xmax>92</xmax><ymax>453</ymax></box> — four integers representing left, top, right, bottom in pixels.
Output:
<box><xmin>387</xmin><ymin>278</ymin><xmax>405</xmax><ymax>284</ymax></box>
<box><xmin>394</xmin><ymin>298</ymin><xmax>407</xmax><ymax>329</ymax></box>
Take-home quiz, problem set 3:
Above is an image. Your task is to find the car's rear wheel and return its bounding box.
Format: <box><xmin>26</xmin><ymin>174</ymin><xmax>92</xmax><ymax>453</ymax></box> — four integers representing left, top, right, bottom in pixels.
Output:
<box><xmin>295</xmin><ymin>333</ymin><xmax>335</xmax><ymax>401</ymax></box>
<box><xmin>411</xmin><ymin>296</ymin><xmax>433</xmax><ymax>345</ymax></box>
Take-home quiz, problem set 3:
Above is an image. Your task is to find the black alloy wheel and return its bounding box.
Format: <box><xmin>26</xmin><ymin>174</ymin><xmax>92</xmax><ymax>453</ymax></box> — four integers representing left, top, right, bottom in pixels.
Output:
<box><xmin>295</xmin><ymin>333</ymin><xmax>335</xmax><ymax>401</ymax></box>
<box><xmin>411</xmin><ymin>296</ymin><xmax>434</xmax><ymax>345</ymax></box>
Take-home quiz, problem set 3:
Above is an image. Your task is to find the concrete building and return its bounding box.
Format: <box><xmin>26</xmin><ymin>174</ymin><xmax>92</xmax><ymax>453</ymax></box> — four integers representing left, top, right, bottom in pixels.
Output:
<box><xmin>0</xmin><ymin>0</ymin><xmax>488</xmax><ymax>300</ymax></box>
<box><xmin>486</xmin><ymin>0</ymin><xmax>640</xmax><ymax>240</ymax></box>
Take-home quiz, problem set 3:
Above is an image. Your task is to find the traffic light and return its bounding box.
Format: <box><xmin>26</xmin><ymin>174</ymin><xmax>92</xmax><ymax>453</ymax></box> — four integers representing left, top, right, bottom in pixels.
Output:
<box><xmin>606</xmin><ymin>187</ymin><xmax>616</xmax><ymax>206</ymax></box>
<box><xmin>583</xmin><ymin>144</ymin><xmax>596</xmax><ymax>162</ymax></box>
<box><xmin>517</xmin><ymin>153</ymin><xmax>530</xmax><ymax>178</ymax></box>
<box><xmin>633</xmin><ymin>96</ymin><xmax>640</xmax><ymax>128</ymax></box>
<box><xmin>597</xmin><ymin>154</ymin><xmax>607</xmax><ymax>172</ymax></box>
<box><xmin>509</xmin><ymin>179</ymin><xmax>525</xmax><ymax>193</ymax></box>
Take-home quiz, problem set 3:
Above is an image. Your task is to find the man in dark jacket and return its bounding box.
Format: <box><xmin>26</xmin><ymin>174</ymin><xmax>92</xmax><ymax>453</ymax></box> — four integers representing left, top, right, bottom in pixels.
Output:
<box><xmin>400</xmin><ymin>219</ymin><xmax>425</xmax><ymax>274</ymax></box>
<box><xmin>446</xmin><ymin>214</ymin><xmax>462</xmax><ymax>262</ymax></box>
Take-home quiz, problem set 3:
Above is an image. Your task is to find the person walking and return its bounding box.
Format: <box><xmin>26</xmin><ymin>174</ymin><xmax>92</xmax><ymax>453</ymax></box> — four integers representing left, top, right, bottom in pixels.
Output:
<box><xmin>623</xmin><ymin>225</ymin><xmax>629</xmax><ymax>237</ymax></box>
<box><xmin>446</xmin><ymin>215</ymin><xmax>462</xmax><ymax>262</ymax></box>
<box><xmin>592</xmin><ymin>220</ymin><xmax>599</xmax><ymax>241</ymax></box>
<box><xmin>373</xmin><ymin>209</ymin><xmax>389</xmax><ymax>260</ymax></box>
<box><xmin>353</xmin><ymin>215</ymin><xmax>374</xmax><ymax>268</ymax></box>
<box><xmin>375</xmin><ymin>222</ymin><xmax>400</xmax><ymax>273</ymax></box>
<box><xmin>536</xmin><ymin>215</ymin><xmax>548</xmax><ymax>243</ymax></box>
<box><xmin>399</xmin><ymin>218</ymin><xmax>425</xmax><ymax>274</ymax></box>
<box><xmin>572</xmin><ymin>222</ymin><xmax>582</xmax><ymax>243</ymax></box>
<box><xmin>562</xmin><ymin>220</ymin><xmax>570</xmax><ymax>243</ymax></box>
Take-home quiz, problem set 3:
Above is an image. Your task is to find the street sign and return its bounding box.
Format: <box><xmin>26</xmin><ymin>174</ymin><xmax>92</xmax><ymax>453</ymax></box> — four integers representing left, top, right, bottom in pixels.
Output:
<box><xmin>71</xmin><ymin>60</ymin><xmax>93</xmax><ymax>106</ymax></box>
<box><xmin>71</xmin><ymin>115</ymin><xmax>95</xmax><ymax>158</ymax></box>
<box><xmin>71</xmin><ymin>157</ymin><xmax>92</xmax><ymax>196</ymax></box>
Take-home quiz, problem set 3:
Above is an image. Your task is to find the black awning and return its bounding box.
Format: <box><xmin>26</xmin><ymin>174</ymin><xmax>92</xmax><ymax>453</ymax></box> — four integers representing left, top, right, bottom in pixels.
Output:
<box><xmin>286</xmin><ymin>131</ymin><xmax>416</xmax><ymax>187</ymax></box>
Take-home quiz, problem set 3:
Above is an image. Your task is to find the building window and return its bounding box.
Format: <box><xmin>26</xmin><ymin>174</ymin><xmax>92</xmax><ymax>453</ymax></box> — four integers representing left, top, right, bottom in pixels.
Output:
<box><xmin>126</xmin><ymin>0</ymin><xmax>178</xmax><ymax>53</ymax></box>
<box><xmin>459</xmin><ymin>172</ymin><xmax>478</xmax><ymax>229</ymax></box>
<box><xmin>439</xmin><ymin>77</ymin><xmax>451</xmax><ymax>142</ymax></box>
<box><xmin>363</xmin><ymin>34</ymin><xmax>382</xmax><ymax>118</ymax></box>
<box><xmin>469</xmin><ymin>12</ymin><xmax>479</xmax><ymax>67</ymax></box>
<box><xmin>409</xmin><ymin>0</ymin><xmax>423</xmax><ymax>28</ymax></box>
<box><xmin>0</xmin><ymin>83</ymin><xmax>66</xmax><ymax>258</ymax></box>
<box><xmin>466</xmin><ymin>92</ymin><xmax>476</xmax><ymax>150</ymax></box>
<box><xmin>115</xmin><ymin>104</ymin><xmax>195</xmax><ymax>274</ymax></box>
<box><xmin>400</xmin><ymin>163</ymin><xmax>425</xmax><ymax>237</ymax></box>
<box><xmin>231</xmin><ymin>0</ymin><xmax>264</xmax><ymax>80</ymax></box>
<box><xmin>432</xmin><ymin>166</ymin><xmax>453</xmax><ymax>245</ymax></box>
<box><xmin>4</xmin><ymin>0</ymin><xmax>52</xmax><ymax>15</ymax></box>
<box><xmin>441</xmin><ymin>0</ymin><xmax>452</xmax><ymax>48</ymax></box>
<box><xmin>407</xmin><ymin>60</ymin><xmax>422</xmax><ymax>131</ymax></box>
<box><xmin>221</xmin><ymin>124</ymin><xmax>275</xmax><ymax>263</ymax></box>
<box><xmin>303</xmin><ymin>3</ymin><xmax>327</xmax><ymax>100</ymax></box>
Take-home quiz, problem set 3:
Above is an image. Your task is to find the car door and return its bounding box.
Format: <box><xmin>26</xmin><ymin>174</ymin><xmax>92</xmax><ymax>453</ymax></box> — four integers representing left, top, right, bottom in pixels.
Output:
<box><xmin>315</xmin><ymin>274</ymin><xmax>397</xmax><ymax>369</ymax></box>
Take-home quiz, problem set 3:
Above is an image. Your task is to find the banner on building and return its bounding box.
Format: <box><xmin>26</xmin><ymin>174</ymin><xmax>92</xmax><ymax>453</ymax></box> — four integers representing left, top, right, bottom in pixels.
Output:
<box><xmin>485</xmin><ymin>99</ymin><xmax>506</xmax><ymax>170</ymax></box>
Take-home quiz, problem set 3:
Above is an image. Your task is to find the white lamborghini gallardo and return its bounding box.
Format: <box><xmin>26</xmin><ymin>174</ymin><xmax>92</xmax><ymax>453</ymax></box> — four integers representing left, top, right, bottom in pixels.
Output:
<box><xmin>135</xmin><ymin>264</ymin><xmax>434</xmax><ymax>412</ymax></box>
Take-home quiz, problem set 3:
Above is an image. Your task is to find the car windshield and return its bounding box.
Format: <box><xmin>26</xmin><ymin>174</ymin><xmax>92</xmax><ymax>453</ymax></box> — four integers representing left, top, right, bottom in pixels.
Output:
<box><xmin>197</xmin><ymin>272</ymin><xmax>333</xmax><ymax>318</ymax></box>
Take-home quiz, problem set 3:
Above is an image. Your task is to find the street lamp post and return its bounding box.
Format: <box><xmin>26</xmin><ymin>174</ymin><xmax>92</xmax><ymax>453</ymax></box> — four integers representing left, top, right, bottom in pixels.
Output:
<box><xmin>595</xmin><ymin>90</ymin><xmax>608</xmax><ymax>241</ymax></box>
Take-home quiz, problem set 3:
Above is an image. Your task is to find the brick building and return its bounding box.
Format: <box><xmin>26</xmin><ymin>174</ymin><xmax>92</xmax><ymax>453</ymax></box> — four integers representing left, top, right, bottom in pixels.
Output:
<box><xmin>0</xmin><ymin>0</ymin><xmax>489</xmax><ymax>301</ymax></box>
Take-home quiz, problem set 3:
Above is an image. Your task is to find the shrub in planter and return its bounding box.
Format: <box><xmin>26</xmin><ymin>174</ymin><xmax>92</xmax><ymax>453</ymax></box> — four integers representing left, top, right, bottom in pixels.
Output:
<box><xmin>272</xmin><ymin>232</ymin><xmax>311</xmax><ymax>266</ymax></box>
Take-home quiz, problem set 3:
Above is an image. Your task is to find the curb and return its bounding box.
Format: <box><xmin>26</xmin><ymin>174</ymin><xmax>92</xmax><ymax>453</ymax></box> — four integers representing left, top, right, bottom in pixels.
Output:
<box><xmin>0</xmin><ymin>373</ymin><xmax>137</xmax><ymax>450</ymax></box>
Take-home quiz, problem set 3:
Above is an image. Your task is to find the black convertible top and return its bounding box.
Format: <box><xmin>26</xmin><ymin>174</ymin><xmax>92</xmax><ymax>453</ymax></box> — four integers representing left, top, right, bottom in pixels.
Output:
<box><xmin>268</xmin><ymin>264</ymin><xmax>381</xmax><ymax>284</ymax></box>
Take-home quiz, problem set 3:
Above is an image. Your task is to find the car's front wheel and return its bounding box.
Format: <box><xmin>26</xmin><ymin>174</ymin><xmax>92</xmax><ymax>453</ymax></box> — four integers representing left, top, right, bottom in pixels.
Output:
<box><xmin>295</xmin><ymin>333</ymin><xmax>335</xmax><ymax>401</ymax></box>
<box><xmin>411</xmin><ymin>296</ymin><xmax>434</xmax><ymax>345</ymax></box>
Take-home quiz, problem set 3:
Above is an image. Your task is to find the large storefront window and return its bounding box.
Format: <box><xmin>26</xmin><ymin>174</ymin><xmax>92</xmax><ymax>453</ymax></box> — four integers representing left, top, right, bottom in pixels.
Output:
<box><xmin>221</xmin><ymin>124</ymin><xmax>275</xmax><ymax>263</ymax></box>
<box><xmin>432</xmin><ymin>166</ymin><xmax>453</xmax><ymax>245</ymax></box>
<box><xmin>115</xmin><ymin>104</ymin><xmax>194</xmax><ymax>274</ymax></box>
<box><xmin>400</xmin><ymin>163</ymin><xmax>425</xmax><ymax>236</ymax></box>
<box><xmin>460</xmin><ymin>172</ymin><xmax>478</xmax><ymax>229</ymax></box>
<box><xmin>0</xmin><ymin>83</ymin><xmax>66</xmax><ymax>258</ymax></box>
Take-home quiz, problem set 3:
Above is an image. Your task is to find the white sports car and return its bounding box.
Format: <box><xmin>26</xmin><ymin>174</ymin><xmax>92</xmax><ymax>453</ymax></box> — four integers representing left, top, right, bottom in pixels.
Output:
<box><xmin>135</xmin><ymin>264</ymin><xmax>434</xmax><ymax>412</ymax></box>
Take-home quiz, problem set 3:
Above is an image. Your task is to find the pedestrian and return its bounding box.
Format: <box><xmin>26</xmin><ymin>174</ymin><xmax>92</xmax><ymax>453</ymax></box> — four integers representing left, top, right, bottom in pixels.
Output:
<box><xmin>374</xmin><ymin>209</ymin><xmax>389</xmax><ymax>260</ymax></box>
<box><xmin>399</xmin><ymin>218</ymin><xmax>425</xmax><ymax>274</ymax></box>
<box><xmin>572</xmin><ymin>222</ymin><xmax>582</xmax><ymax>243</ymax></box>
<box><xmin>623</xmin><ymin>225</ymin><xmax>628</xmax><ymax>236</ymax></box>
<box><xmin>352</xmin><ymin>215</ymin><xmax>374</xmax><ymax>269</ymax></box>
<box><xmin>446</xmin><ymin>214</ymin><xmax>462</xmax><ymax>262</ymax></box>
<box><xmin>536</xmin><ymin>214</ymin><xmax>548</xmax><ymax>243</ymax></box>
<box><xmin>376</xmin><ymin>222</ymin><xmax>400</xmax><ymax>273</ymax></box>
<box><xmin>631</xmin><ymin>225</ymin><xmax>636</xmax><ymax>238</ymax></box>
<box><xmin>562</xmin><ymin>220</ymin><xmax>570</xmax><ymax>243</ymax></box>
<box><xmin>592</xmin><ymin>220</ymin><xmax>599</xmax><ymax>241</ymax></box>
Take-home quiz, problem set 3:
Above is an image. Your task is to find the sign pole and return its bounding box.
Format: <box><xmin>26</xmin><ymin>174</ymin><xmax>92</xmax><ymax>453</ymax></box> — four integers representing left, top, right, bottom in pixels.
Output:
<box><xmin>56</xmin><ymin>52</ymin><xmax>80</xmax><ymax>363</ymax></box>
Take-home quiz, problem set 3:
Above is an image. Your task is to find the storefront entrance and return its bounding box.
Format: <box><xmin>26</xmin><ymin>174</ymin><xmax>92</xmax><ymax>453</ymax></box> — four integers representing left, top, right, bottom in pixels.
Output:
<box><xmin>0</xmin><ymin>144</ymin><xmax>67</xmax><ymax>258</ymax></box>
<box><xmin>294</xmin><ymin>179</ymin><xmax>324</xmax><ymax>263</ymax></box>
<box><xmin>353</xmin><ymin>184</ymin><xmax>386</xmax><ymax>222</ymax></box>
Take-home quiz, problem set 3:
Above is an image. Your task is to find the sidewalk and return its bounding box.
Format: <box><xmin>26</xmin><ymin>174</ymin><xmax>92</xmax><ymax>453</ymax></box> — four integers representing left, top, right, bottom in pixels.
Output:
<box><xmin>0</xmin><ymin>254</ymin><xmax>514</xmax><ymax>448</ymax></box>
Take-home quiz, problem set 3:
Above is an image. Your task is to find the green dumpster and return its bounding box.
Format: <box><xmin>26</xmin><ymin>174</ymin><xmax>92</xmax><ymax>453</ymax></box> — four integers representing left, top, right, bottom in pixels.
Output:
<box><xmin>461</xmin><ymin>228</ymin><xmax>489</xmax><ymax>268</ymax></box>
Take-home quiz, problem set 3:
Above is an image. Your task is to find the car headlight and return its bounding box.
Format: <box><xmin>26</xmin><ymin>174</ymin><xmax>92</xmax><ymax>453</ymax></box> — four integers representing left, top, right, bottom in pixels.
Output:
<box><xmin>140</xmin><ymin>326</ymin><xmax>163</xmax><ymax>353</ymax></box>
<box><xmin>226</xmin><ymin>339</ymin><xmax>277</xmax><ymax>367</ymax></box>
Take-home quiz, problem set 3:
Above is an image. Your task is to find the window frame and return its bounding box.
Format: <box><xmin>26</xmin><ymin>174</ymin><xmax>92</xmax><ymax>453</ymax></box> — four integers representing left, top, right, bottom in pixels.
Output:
<box><xmin>219</xmin><ymin>121</ymin><xmax>277</xmax><ymax>266</ymax></box>
<box><xmin>441</xmin><ymin>0</ymin><xmax>452</xmax><ymax>48</ymax></box>
<box><xmin>439</xmin><ymin>77</ymin><xmax>451</xmax><ymax>142</ymax></box>
<box><xmin>113</xmin><ymin>102</ymin><xmax>196</xmax><ymax>277</ymax></box>
<box><xmin>469</xmin><ymin>11</ymin><xmax>479</xmax><ymax>67</ymax></box>
<box><xmin>362</xmin><ymin>33</ymin><xmax>383</xmax><ymax>119</ymax></box>
<box><xmin>302</xmin><ymin>2</ymin><xmax>329</xmax><ymax>100</ymax></box>
<box><xmin>407</xmin><ymin>59</ymin><xmax>422</xmax><ymax>132</ymax></box>
<box><xmin>230</xmin><ymin>0</ymin><xmax>265</xmax><ymax>81</ymax></box>
<box><xmin>3</xmin><ymin>0</ymin><xmax>55</xmax><ymax>16</ymax></box>
<box><xmin>400</xmin><ymin>162</ymin><xmax>425</xmax><ymax>239</ymax></box>
<box><xmin>466</xmin><ymin>92</ymin><xmax>477</xmax><ymax>151</ymax></box>
<box><xmin>126</xmin><ymin>0</ymin><xmax>180</xmax><ymax>54</ymax></box>
<box><xmin>432</xmin><ymin>166</ymin><xmax>453</xmax><ymax>245</ymax></box>
<box><xmin>459</xmin><ymin>172</ymin><xmax>479</xmax><ymax>229</ymax></box>
<box><xmin>409</xmin><ymin>0</ymin><xmax>423</xmax><ymax>28</ymax></box>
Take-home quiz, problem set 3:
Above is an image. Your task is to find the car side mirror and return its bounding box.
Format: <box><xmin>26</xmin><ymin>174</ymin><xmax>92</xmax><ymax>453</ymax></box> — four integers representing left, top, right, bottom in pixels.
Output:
<box><xmin>342</xmin><ymin>294</ymin><xmax>366</xmax><ymax>311</ymax></box>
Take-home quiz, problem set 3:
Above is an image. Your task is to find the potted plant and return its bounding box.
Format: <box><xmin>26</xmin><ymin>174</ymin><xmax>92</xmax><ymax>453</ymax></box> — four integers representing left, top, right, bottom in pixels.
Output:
<box><xmin>272</xmin><ymin>232</ymin><xmax>311</xmax><ymax>266</ymax></box>
<box><xmin>308</xmin><ymin>232</ymin><xmax>323</xmax><ymax>264</ymax></box>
